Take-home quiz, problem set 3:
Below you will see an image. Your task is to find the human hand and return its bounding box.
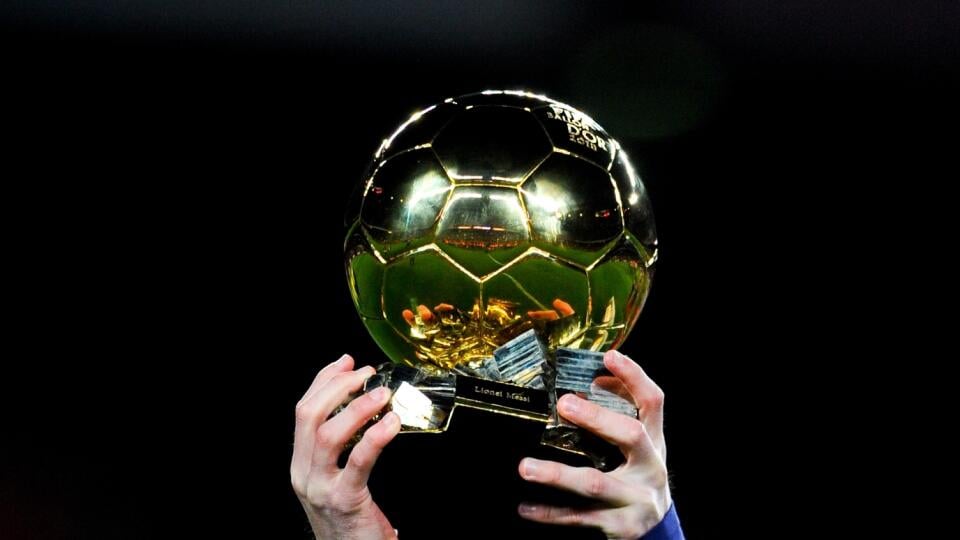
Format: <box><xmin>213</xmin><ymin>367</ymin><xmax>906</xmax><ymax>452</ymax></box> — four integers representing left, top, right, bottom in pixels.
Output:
<box><xmin>291</xmin><ymin>355</ymin><xmax>400</xmax><ymax>540</ymax></box>
<box><xmin>518</xmin><ymin>350</ymin><xmax>671</xmax><ymax>539</ymax></box>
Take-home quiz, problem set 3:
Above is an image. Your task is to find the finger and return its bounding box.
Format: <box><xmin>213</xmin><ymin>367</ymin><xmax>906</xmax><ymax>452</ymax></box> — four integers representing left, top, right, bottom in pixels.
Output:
<box><xmin>292</xmin><ymin>366</ymin><xmax>375</xmax><ymax>478</ymax></box>
<box><xmin>519</xmin><ymin>458</ymin><xmax>631</xmax><ymax>504</ymax></box>
<box><xmin>300</xmin><ymin>355</ymin><xmax>354</xmax><ymax>405</ymax></box>
<box><xmin>340</xmin><ymin>411</ymin><xmax>401</xmax><ymax>491</ymax></box>
<box><xmin>302</xmin><ymin>365</ymin><xmax>377</xmax><ymax>426</ymax></box>
<box><xmin>592</xmin><ymin>375</ymin><xmax>633</xmax><ymax>402</ymax></box>
<box><xmin>312</xmin><ymin>385</ymin><xmax>392</xmax><ymax>471</ymax></box>
<box><xmin>557</xmin><ymin>394</ymin><xmax>659</xmax><ymax>464</ymax></box>
<box><xmin>290</xmin><ymin>356</ymin><xmax>355</xmax><ymax>490</ymax></box>
<box><xmin>517</xmin><ymin>503</ymin><xmax>611</xmax><ymax>529</ymax></box>
<box><xmin>604</xmin><ymin>350</ymin><xmax>665</xmax><ymax>448</ymax></box>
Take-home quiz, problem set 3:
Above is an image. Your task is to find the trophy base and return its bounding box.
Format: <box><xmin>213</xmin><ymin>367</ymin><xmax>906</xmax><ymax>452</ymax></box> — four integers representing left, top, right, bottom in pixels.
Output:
<box><xmin>333</xmin><ymin>330</ymin><xmax>637</xmax><ymax>469</ymax></box>
<box><xmin>345</xmin><ymin>330</ymin><xmax>638</xmax><ymax>470</ymax></box>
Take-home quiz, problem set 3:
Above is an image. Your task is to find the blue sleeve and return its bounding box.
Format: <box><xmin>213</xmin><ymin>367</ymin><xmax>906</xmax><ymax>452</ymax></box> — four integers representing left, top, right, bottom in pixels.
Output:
<box><xmin>640</xmin><ymin>504</ymin><xmax>684</xmax><ymax>540</ymax></box>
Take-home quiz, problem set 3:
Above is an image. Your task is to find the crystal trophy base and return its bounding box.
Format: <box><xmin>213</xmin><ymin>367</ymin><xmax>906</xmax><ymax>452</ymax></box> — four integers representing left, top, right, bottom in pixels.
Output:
<box><xmin>541</xmin><ymin>347</ymin><xmax>638</xmax><ymax>470</ymax></box>
<box><xmin>342</xmin><ymin>330</ymin><xmax>636</xmax><ymax>470</ymax></box>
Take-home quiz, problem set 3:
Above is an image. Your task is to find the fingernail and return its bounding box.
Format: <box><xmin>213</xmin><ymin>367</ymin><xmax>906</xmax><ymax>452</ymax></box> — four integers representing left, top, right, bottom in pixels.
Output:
<box><xmin>371</xmin><ymin>386</ymin><xmax>390</xmax><ymax>401</ymax></box>
<box><xmin>559</xmin><ymin>394</ymin><xmax>580</xmax><ymax>415</ymax></box>
<box><xmin>518</xmin><ymin>503</ymin><xmax>538</xmax><ymax>515</ymax></box>
<box><xmin>521</xmin><ymin>459</ymin><xmax>540</xmax><ymax>480</ymax></box>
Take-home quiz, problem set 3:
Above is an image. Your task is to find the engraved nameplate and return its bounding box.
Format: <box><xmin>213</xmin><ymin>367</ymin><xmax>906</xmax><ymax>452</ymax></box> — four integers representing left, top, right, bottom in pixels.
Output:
<box><xmin>454</xmin><ymin>375</ymin><xmax>550</xmax><ymax>421</ymax></box>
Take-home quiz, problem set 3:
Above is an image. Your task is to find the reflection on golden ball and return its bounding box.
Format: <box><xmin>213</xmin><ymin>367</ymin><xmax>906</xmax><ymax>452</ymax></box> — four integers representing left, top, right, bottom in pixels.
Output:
<box><xmin>345</xmin><ymin>91</ymin><xmax>657</xmax><ymax>371</ymax></box>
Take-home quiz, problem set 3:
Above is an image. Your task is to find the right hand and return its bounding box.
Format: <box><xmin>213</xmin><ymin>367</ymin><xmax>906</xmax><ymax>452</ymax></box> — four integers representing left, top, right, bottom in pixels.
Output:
<box><xmin>290</xmin><ymin>355</ymin><xmax>400</xmax><ymax>540</ymax></box>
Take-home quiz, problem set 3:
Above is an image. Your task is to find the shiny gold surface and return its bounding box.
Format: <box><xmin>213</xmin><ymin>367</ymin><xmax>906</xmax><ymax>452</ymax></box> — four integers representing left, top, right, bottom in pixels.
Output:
<box><xmin>346</xmin><ymin>90</ymin><xmax>656</xmax><ymax>370</ymax></box>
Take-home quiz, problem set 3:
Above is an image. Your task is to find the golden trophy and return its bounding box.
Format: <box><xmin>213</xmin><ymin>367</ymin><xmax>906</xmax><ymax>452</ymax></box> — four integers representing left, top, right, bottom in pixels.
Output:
<box><xmin>343</xmin><ymin>90</ymin><xmax>657</xmax><ymax>468</ymax></box>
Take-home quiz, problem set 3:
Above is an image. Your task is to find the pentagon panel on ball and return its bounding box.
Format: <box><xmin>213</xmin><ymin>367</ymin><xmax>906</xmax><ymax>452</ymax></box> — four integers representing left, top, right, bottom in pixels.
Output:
<box><xmin>433</xmin><ymin>105</ymin><xmax>551</xmax><ymax>183</ymax></box>
<box><xmin>344</xmin><ymin>90</ymin><xmax>657</xmax><ymax>370</ymax></box>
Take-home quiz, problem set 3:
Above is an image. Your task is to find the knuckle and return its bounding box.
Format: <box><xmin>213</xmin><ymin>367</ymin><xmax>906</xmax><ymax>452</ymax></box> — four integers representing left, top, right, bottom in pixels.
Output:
<box><xmin>645</xmin><ymin>388</ymin><xmax>665</xmax><ymax>408</ymax></box>
<box><xmin>572</xmin><ymin>400</ymin><xmax>600</xmax><ymax>426</ymax></box>
<box><xmin>341</xmin><ymin>396</ymin><xmax>368</xmax><ymax>417</ymax></box>
<box><xmin>294</xmin><ymin>402</ymin><xmax>314</xmax><ymax>424</ymax></box>
<box><xmin>315</xmin><ymin>425</ymin><xmax>336</xmax><ymax>448</ymax></box>
<box><xmin>585</xmin><ymin>402</ymin><xmax>602</xmax><ymax>423</ymax></box>
<box><xmin>330</xmin><ymin>372</ymin><xmax>351</xmax><ymax>385</ymax></box>
<box><xmin>545</xmin><ymin>464</ymin><xmax>562</xmax><ymax>484</ymax></box>
<box><xmin>290</xmin><ymin>475</ymin><xmax>306</xmax><ymax>497</ymax></box>
<box><xmin>626</xmin><ymin>421</ymin><xmax>646</xmax><ymax>446</ymax></box>
<box><xmin>347</xmin><ymin>443</ymin><xmax>372</xmax><ymax>471</ymax></box>
<box><xmin>365</xmin><ymin>419</ymin><xmax>391</xmax><ymax>447</ymax></box>
<box><xmin>344</xmin><ymin>397</ymin><xmax>369</xmax><ymax>418</ymax></box>
<box><xmin>640</xmin><ymin>398</ymin><xmax>662</xmax><ymax>415</ymax></box>
<box><xmin>563</xmin><ymin>509</ymin><xmax>583</xmax><ymax>525</ymax></box>
<box><xmin>584</xmin><ymin>470</ymin><xmax>606</xmax><ymax>498</ymax></box>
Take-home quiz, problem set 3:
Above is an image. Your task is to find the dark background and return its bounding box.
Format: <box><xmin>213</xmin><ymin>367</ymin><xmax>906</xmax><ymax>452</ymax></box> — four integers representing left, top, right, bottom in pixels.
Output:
<box><xmin>2</xmin><ymin>1</ymin><xmax>955</xmax><ymax>539</ymax></box>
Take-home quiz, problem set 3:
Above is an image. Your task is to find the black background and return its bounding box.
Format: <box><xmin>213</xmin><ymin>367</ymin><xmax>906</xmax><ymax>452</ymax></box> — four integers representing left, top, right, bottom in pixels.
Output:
<box><xmin>2</xmin><ymin>2</ymin><xmax>955</xmax><ymax>539</ymax></box>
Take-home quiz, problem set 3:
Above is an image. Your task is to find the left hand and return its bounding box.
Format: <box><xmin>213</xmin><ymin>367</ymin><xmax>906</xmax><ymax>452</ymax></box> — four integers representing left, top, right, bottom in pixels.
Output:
<box><xmin>517</xmin><ymin>350</ymin><xmax>671</xmax><ymax>539</ymax></box>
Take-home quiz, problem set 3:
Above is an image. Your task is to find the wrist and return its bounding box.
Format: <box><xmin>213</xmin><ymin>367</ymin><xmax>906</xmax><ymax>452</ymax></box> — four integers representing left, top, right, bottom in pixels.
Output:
<box><xmin>636</xmin><ymin>503</ymin><xmax>684</xmax><ymax>540</ymax></box>
<box><xmin>301</xmin><ymin>500</ymin><xmax>396</xmax><ymax>540</ymax></box>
